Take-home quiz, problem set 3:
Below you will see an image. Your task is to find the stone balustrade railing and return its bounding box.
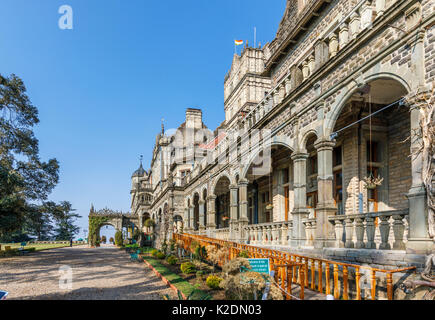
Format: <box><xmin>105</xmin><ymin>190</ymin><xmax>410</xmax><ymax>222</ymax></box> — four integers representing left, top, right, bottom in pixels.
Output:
<box><xmin>328</xmin><ymin>209</ymin><xmax>409</xmax><ymax>250</ymax></box>
<box><xmin>214</xmin><ymin>228</ymin><xmax>230</xmax><ymax>241</ymax></box>
<box><xmin>244</xmin><ymin>221</ymin><xmax>293</xmax><ymax>246</ymax></box>
<box><xmin>302</xmin><ymin>218</ymin><xmax>317</xmax><ymax>247</ymax></box>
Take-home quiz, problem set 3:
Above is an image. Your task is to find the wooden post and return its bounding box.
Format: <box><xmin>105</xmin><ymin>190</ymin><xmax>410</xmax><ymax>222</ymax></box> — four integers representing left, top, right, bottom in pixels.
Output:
<box><xmin>343</xmin><ymin>266</ymin><xmax>349</xmax><ymax>300</ymax></box>
<box><xmin>325</xmin><ymin>262</ymin><xmax>330</xmax><ymax>295</ymax></box>
<box><xmin>287</xmin><ymin>266</ymin><xmax>293</xmax><ymax>300</ymax></box>
<box><xmin>386</xmin><ymin>273</ymin><xmax>393</xmax><ymax>300</ymax></box>
<box><xmin>333</xmin><ymin>264</ymin><xmax>340</xmax><ymax>299</ymax></box>
<box><xmin>371</xmin><ymin>270</ymin><xmax>377</xmax><ymax>300</ymax></box>
<box><xmin>299</xmin><ymin>267</ymin><xmax>305</xmax><ymax>300</ymax></box>
<box><xmin>318</xmin><ymin>260</ymin><xmax>323</xmax><ymax>293</ymax></box>
<box><xmin>311</xmin><ymin>259</ymin><xmax>316</xmax><ymax>290</ymax></box>
<box><xmin>355</xmin><ymin>267</ymin><xmax>361</xmax><ymax>300</ymax></box>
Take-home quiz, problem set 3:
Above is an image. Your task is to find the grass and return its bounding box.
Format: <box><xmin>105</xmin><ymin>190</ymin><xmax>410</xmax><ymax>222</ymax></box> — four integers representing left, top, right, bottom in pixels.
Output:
<box><xmin>142</xmin><ymin>254</ymin><xmax>210</xmax><ymax>300</ymax></box>
<box><xmin>0</xmin><ymin>243</ymin><xmax>83</xmax><ymax>252</ymax></box>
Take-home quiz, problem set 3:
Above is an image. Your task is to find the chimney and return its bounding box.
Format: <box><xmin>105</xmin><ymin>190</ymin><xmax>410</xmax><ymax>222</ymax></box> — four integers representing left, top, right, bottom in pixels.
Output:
<box><xmin>185</xmin><ymin>108</ymin><xmax>203</xmax><ymax>129</ymax></box>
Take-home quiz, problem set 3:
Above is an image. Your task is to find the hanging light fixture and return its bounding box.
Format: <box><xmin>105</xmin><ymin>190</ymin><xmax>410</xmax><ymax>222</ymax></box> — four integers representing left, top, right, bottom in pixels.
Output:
<box><xmin>363</xmin><ymin>91</ymin><xmax>384</xmax><ymax>190</ymax></box>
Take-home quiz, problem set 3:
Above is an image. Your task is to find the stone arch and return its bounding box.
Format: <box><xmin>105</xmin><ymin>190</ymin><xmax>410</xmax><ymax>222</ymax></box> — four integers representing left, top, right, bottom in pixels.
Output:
<box><xmin>200</xmin><ymin>185</ymin><xmax>208</xmax><ymax>200</ymax></box>
<box><xmin>241</xmin><ymin>136</ymin><xmax>295</xmax><ymax>179</ymax></box>
<box><xmin>325</xmin><ymin>72</ymin><xmax>411</xmax><ymax>137</ymax></box>
<box><xmin>299</xmin><ymin>129</ymin><xmax>319</xmax><ymax>152</ymax></box>
<box><xmin>212</xmin><ymin>171</ymin><xmax>235</xmax><ymax>194</ymax></box>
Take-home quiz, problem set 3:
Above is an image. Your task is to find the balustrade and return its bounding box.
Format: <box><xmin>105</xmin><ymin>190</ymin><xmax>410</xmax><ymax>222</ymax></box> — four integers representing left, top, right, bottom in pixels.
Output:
<box><xmin>244</xmin><ymin>221</ymin><xmax>292</xmax><ymax>246</ymax></box>
<box><xmin>328</xmin><ymin>209</ymin><xmax>409</xmax><ymax>250</ymax></box>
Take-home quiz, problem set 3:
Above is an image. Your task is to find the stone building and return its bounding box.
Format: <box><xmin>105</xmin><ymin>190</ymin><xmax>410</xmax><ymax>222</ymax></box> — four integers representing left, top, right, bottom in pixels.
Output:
<box><xmin>131</xmin><ymin>0</ymin><xmax>435</xmax><ymax>269</ymax></box>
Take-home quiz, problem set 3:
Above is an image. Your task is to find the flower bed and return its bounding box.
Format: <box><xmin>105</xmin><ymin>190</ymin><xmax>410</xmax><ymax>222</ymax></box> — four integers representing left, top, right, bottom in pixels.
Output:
<box><xmin>140</xmin><ymin>250</ymin><xmax>225</xmax><ymax>300</ymax></box>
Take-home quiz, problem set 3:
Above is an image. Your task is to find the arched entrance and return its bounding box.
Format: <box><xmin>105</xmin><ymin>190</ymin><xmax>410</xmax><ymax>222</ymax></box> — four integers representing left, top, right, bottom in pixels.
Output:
<box><xmin>213</xmin><ymin>175</ymin><xmax>231</xmax><ymax>229</ymax></box>
<box><xmin>243</xmin><ymin>145</ymin><xmax>294</xmax><ymax>225</ymax></box>
<box><xmin>330</xmin><ymin>78</ymin><xmax>410</xmax><ymax>216</ymax></box>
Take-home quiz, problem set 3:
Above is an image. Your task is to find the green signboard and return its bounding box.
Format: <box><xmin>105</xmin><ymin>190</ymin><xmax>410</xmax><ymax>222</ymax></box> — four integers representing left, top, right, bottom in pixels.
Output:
<box><xmin>247</xmin><ymin>258</ymin><xmax>270</xmax><ymax>274</ymax></box>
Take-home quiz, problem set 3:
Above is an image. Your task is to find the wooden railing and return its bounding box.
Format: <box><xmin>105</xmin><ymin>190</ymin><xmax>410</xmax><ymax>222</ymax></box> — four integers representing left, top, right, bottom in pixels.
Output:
<box><xmin>174</xmin><ymin>233</ymin><xmax>416</xmax><ymax>300</ymax></box>
<box><xmin>174</xmin><ymin>232</ymin><xmax>306</xmax><ymax>300</ymax></box>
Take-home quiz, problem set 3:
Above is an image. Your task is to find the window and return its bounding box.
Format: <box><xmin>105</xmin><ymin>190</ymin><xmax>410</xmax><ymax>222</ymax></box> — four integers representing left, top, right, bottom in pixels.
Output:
<box><xmin>367</xmin><ymin>141</ymin><xmax>380</xmax><ymax>163</ymax></box>
<box><xmin>334</xmin><ymin>171</ymin><xmax>343</xmax><ymax>215</ymax></box>
<box><xmin>333</xmin><ymin>146</ymin><xmax>342</xmax><ymax>167</ymax></box>
<box><xmin>309</xmin><ymin>156</ymin><xmax>318</xmax><ymax>175</ymax></box>
<box><xmin>283</xmin><ymin>168</ymin><xmax>290</xmax><ymax>184</ymax></box>
<box><xmin>306</xmin><ymin>192</ymin><xmax>318</xmax><ymax>218</ymax></box>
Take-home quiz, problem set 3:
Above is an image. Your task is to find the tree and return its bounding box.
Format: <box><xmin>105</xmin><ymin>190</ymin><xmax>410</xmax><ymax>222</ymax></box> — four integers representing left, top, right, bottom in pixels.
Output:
<box><xmin>109</xmin><ymin>237</ymin><xmax>114</xmax><ymax>244</ymax></box>
<box><xmin>24</xmin><ymin>202</ymin><xmax>55</xmax><ymax>241</ymax></box>
<box><xmin>0</xmin><ymin>73</ymin><xmax>60</xmax><ymax>238</ymax></box>
<box><xmin>51</xmin><ymin>201</ymin><xmax>81</xmax><ymax>241</ymax></box>
<box><xmin>115</xmin><ymin>230</ymin><xmax>123</xmax><ymax>246</ymax></box>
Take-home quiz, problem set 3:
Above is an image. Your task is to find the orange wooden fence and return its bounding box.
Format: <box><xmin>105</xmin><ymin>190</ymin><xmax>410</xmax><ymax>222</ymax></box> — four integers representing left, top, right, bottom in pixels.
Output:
<box><xmin>174</xmin><ymin>233</ymin><xmax>416</xmax><ymax>300</ymax></box>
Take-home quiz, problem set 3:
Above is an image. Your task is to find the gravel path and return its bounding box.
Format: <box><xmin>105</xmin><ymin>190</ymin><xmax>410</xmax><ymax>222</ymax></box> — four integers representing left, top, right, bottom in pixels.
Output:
<box><xmin>0</xmin><ymin>245</ymin><xmax>175</xmax><ymax>300</ymax></box>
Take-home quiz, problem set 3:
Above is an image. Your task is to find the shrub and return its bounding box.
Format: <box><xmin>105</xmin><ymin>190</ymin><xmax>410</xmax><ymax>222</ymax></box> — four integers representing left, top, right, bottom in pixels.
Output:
<box><xmin>180</xmin><ymin>262</ymin><xmax>196</xmax><ymax>274</ymax></box>
<box><xmin>166</xmin><ymin>255</ymin><xmax>178</xmax><ymax>265</ymax></box>
<box><xmin>238</xmin><ymin>250</ymin><xmax>249</xmax><ymax>258</ymax></box>
<box><xmin>101</xmin><ymin>236</ymin><xmax>107</xmax><ymax>244</ymax></box>
<box><xmin>144</xmin><ymin>219</ymin><xmax>155</xmax><ymax>227</ymax></box>
<box><xmin>206</xmin><ymin>275</ymin><xmax>223</xmax><ymax>290</ymax></box>
<box><xmin>223</xmin><ymin>258</ymin><xmax>251</xmax><ymax>275</ymax></box>
<box><xmin>109</xmin><ymin>237</ymin><xmax>114</xmax><ymax>244</ymax></box>
<box><xmin>196</xmin><ymin>270</ymin><xmax>205</xmax><ymax>280</ymax></box>
<box><xmin>150</xmin><ymin>249</ymin><xmax>158</xmax><ymax>257</ymax></box>
<box><xmin>156</xmin><ymin>251</ymin><xmax>166</xmax><ymax>259</ymax></box>
<box><xmin>114</xmin><ymin>231</ymin><xmax>123</xmax><ymax>246</ymax></box>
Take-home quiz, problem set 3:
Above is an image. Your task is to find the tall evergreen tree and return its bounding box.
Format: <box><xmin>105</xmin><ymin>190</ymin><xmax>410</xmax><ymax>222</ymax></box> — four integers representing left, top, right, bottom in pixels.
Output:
<box><xmin>0</xmin><ymin>73</ymin><xmax>60</xmax><ymax>238</ymax></box>
<box><xmin>52</xmin><ymin>201</ymin><xmax>81</xmax><ymax>241</ymax></box>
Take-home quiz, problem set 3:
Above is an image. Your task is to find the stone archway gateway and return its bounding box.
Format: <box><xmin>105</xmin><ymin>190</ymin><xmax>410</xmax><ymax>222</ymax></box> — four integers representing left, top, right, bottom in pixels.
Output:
<box><xmin>88</xmin><ymin>207</ymin><xmax>140</xmax><ymax>246</ymax></box>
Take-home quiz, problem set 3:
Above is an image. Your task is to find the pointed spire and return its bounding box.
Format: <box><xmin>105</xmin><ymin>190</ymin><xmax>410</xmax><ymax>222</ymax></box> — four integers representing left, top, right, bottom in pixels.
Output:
<box><xmin>90</xmin><ymin>204</ymin><xmax>95</xmax><ymax>213</ymax></box>
<box><xmin>161</xmin><ymin>118</ymin><xmax>165</xmax><ymax>135</ymax></box>
<box><xmin>140</xmin><ymin>155</ymin><xmax>143</xmax><ymax>167</ymax></box>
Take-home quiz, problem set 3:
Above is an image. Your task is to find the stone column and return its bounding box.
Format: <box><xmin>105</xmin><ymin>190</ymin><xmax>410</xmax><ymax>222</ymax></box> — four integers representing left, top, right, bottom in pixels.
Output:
<box><xmin>199</xmin><ymin>200</ymin><xmax>206</xmax><ymax>234</ymax></box>
<box><xmin>207</xmin><ymin>195</ymin><xmax>217</xmax><ymax>237</ymax></box>
<box><xmin>167</xmin><ymin>208</ymin><xmax>175</xmax><ymax>242</ymax></box>
<box><xmin>406</xmin><ymin>96</ymin><xmax>432</xmax><ymax>253</ymax></box>
<box><xmin>229</xmin><ymin>184</ymin><xmax>239</xmax><ymax>242</ymax></box>
<box><xmin>183</xmin><ymin>207</ymin><xmax>189</xmax><ymax>233</ymax></box>
<box><xmin>239</xmin><ymin>179</ymin><xmax>249</xmax><ymax>243</ymax></box>
<box><xmin>189</xmin><ymin>205</ymin><xmax>195</xmax><ymax>233</ymax></box>
<box><xmin>314</xmin><ymin>138</ymin><xmax>337</xmax><ymax>248</ymax></box>
<box><xmin>291</xmin><ymin>152</ymin><xmax>310</xmax><ymax>247</ymax></box>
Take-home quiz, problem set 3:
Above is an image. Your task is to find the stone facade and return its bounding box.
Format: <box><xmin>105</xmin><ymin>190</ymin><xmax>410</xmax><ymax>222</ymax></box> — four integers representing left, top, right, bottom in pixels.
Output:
<box><xmin>131</xmin><ymin>0</ymin><xmax>435</xmax><ymax>268</ymax></box>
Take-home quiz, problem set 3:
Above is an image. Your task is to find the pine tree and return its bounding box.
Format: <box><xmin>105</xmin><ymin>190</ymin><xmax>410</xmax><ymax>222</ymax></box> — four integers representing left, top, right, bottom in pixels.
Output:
<box><xmin>51</xmin><ymin>201</ymin><xmax>81</xmax><ymax>241</ymax></box>
<box><xmin>0</xmin><ymin>73</ymin><xmax>60</xmax><ymax>238</ymax></box>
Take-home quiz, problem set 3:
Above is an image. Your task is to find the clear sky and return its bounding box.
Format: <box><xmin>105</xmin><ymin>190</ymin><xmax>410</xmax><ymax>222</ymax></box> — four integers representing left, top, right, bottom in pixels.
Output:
<box><xmin>0</xmin><ymin>0</ymin><xmax>286</xmax><ymax>239</ymax></box>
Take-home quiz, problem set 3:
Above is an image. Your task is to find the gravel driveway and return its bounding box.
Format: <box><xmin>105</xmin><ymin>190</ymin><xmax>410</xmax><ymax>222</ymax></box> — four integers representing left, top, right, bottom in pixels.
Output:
<box><xmin>0</xmin><ymin>245</ymin><xmax>174</xmax><ymax>300</ymax></box>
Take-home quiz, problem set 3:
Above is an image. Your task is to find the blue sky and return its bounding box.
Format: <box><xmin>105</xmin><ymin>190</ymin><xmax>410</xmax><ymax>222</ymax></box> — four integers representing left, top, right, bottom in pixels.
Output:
<box><xmin>0</xmin><ymin>0</ymin><xmax>286</xmax><ymax>239</ymax></box>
